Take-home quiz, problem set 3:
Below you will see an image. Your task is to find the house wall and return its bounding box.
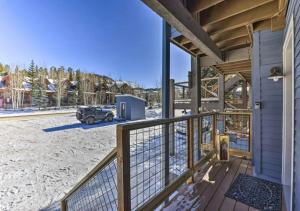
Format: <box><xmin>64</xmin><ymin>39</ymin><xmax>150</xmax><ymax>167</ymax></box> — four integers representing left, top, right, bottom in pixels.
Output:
<box><xmin>252</xmin><ymin>29</ymin><xmax>283</xmax><ymax>183</ymax></box>
<box><xmin>285</xmin><ymin>0</ymin><xmax>300</xmax><ymax>209</ymax></box>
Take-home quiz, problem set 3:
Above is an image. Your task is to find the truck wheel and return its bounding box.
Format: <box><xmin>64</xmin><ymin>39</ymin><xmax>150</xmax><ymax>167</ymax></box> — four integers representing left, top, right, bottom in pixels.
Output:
<box><xmin>106</xmin><ymin>115</ymin><xmax>113</xmax><ymax>122</ymax></box>
<box><xmin>86</xmin><ymin>117</ymin><xmax>95</xmax><ymax>125</ymax></box>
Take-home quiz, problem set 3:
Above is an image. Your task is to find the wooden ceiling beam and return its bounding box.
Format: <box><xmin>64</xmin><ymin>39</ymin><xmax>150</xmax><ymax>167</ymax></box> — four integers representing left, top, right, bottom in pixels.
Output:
<box><xmin>211</xmin><ymin>27</ymin><xmax>248</xmax><ymax>43</ymax></box>
<box><xmin>219</xmin><ymin>64</ymin><xmax>251</xmax><ymax>70</ymax></box>
<box><xmin>246</xmin><ymin>24</ymin><xmax>254</xmax><ymax>47</ymax></box>
<box><xmin>253</xmin><ymin>19</ymin><xmax>271</xmax><ymax>31</ymax></box>
<box><xmin>183</xmin><ymin>42</ymin><xmax>198</xmax><ymax>50</ymax></box>
<box><xmin>173</xmin><ymin>35</ymin><xmax>192</xmax><ymax>45</ymax></box>
<box><xmin>217</xmin><ymin>36</ymin><xmax>250</xmax><ymax>49</ymax></box>
<box><xmin>271</xmin><ymin>0</ymin><xmax>288</xmax><ymax>31</ymax></box>
<box><xmin>221</xmin><ymin>42</ymin><xmax>251</xmax><ymax>52</ymax></box>
<box><xmin>201</xmin><ymin>0</ymin><xmax>274</xmax><ymax>26</ymax></box>
<box><xmin>204</xmin><ymin>1</ymin><xmax>278</xmax><ymax>35</ymax></box>
<box><xmin>221</xmin><ymin>69</ymin><xmax>251</xmax><ymax>74</ymax></box>
<box><xmin>187</xmin><ymin>0</ymin><xmax>224</xmax><ymax>14</ymax></box>
<box><xmin>215</xmin><ymin>60</ymin><xmax>251</xmax><ymax>68</ymax></box>
<box><xmin>171</xmin><ymin>39</ymin><xmax>198</xmax><ymax>56</ymax></box>
<box><xmin>143</xmin><ymin>0</ymin><xmax>223</xmax><ymax>62</ymax></box>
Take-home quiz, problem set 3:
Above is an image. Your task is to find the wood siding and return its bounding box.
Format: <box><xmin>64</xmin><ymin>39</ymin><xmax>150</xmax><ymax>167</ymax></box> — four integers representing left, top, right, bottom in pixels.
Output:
<box><xmin>252</xmin><ymin>29</ymin><xmax>283</xmax><ymax>183</ymax></box>
<box><xmin>285</xmin><ymin>0</ymin><xmax>300</xmax><ymax>209</ymax></box>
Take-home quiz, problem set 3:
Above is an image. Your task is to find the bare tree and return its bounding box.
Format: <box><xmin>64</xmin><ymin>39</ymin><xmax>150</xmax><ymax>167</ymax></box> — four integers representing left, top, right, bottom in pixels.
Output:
<box><xmin>56</xmin><ymin>67</ymin><xmax>65</xmax><ymax>108</ymax></box>
<box><xmin>10</xmin><ymin>66</ymin><xmax>25</xmax><ymax>109</ymax></box>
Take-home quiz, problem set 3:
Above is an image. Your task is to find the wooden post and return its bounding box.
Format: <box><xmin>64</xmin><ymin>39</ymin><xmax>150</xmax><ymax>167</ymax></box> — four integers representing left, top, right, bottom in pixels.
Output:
<box><xmin>242</xmin><ymin>80</ymin><xmax>247</xmax><ymax>109</ymax></box>
<box><xmin>191</xmin><ymin>55</ymin><xmax>201</xmax><ymax>160</ymax></box>
<box><xmin>117</xmin><ymin>125</ymin><xmax>131</xmax><ymax>211</ymax></box>
<box><xmin>248</xmin><ymin>84</ymin><xmax>252</xmax><ymax>109</ymax></box>
<box><xmin>191</xmin><ymin>55</ymin><xmax>201</xmax><ymax>114</ymax></box>
<box><xmin>187</xmin><ymin>118</ymin><xmax>194</xmax><ymax>183</ymax></box>
<box><xmin>218</xmin><ymin>74</ymin><xmax>225</xmax><ymax>111</ymax></box>
<box><xmin>61</xmin><ymin>200</ymin><xmax>67</xmax><ymax>211</ymax></box>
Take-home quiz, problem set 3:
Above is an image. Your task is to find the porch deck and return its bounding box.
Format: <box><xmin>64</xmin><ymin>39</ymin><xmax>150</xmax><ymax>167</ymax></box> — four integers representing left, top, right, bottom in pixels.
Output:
<box><xmin>163</xmin><ymin>157</ymin><xmax>284</xmax><ymax>211</ymax></box>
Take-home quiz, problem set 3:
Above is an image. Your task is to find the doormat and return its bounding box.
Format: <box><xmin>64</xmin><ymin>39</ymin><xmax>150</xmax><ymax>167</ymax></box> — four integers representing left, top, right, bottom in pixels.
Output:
<box><xmin>225</xmin><ymin>174</ymin><xmax>282</xmax><ymax>211</ymax></box>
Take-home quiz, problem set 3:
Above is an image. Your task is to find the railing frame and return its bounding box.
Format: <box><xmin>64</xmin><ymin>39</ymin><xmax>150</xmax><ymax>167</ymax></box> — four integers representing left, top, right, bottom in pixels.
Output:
<box><xmin>60</xmin><ymin>111</ymin><xmax>252</xmax><ymax>211</ymax></box>
<box><xmin>60</xmin><ymin>148</ymin><xmax>117</xmax><ymax>211</ymax></box>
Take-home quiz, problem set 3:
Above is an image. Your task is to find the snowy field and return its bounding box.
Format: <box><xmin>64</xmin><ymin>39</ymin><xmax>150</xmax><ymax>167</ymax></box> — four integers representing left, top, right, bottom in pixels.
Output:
<box><xmin>0</xmin><ymin>113</ymin><xmax>118</xmax><ymax>211</ymax></box>
<box><xmin>0</xmin><ymin>107</ymin><xmax>189</xmax><ymax>211</ymax></box>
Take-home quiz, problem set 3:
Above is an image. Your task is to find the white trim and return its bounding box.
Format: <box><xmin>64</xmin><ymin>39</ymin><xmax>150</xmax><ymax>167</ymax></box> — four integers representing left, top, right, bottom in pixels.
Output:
<box><xmin>282</xmin><ymin>15</ymin><xmax>295</xmax><ymax>211</ymax></box>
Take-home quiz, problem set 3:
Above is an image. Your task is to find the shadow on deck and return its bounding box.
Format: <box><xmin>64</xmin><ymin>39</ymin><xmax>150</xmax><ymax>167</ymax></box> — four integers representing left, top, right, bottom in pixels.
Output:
<box><xmin>162</xmin><ymin>157</ymin><xmax>284</xmax><ymax>211</ymax></box>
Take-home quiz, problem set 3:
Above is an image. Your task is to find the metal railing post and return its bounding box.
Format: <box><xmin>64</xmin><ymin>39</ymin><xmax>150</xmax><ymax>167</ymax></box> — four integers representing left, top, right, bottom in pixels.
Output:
<box><xmin>117</xmin><ymin>125</ymin><xmax>131</xmax><ymax>211</ymax></box>
<box><xmin>187</xmin><ymin>118</ymin><xmax>194</xmax><ymax>183</ymax></box>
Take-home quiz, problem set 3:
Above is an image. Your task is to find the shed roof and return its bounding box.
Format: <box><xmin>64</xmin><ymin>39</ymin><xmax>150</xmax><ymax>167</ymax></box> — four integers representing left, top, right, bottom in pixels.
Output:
<box><xmin>115</xmin><ymin>94</ymin><xmax>146</xmax><ymax>102</ymax></box>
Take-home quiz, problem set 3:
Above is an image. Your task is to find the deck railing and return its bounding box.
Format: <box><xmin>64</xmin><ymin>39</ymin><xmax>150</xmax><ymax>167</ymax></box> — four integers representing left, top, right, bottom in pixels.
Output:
<box><xmin>60</xmin><ymin>111</ymin><xmax>251</xmax><ymax>211</ymax></box>
<box><xmin>61</xmin><ymin>149</ymin><xmax>118</xmax><ymax>211</ymax></box>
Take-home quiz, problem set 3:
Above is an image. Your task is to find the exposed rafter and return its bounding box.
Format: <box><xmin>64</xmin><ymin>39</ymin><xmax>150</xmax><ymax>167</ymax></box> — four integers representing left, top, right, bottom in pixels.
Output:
<box><xmin>213</xmin><ymin>59</ymin><xmax>251</xmax><ymax>83</ymax></box>
<box><xmin>187</xmin><ymin>0</ymin><xmax>224</xmax><ymax>14</ymax></box>
<box><xmin>200</xmin><ymin>0</ymin><xmax>274</xmax><ymax>26</ymax></box>
<box><xmin>217</xmin><ymin>36</ymin><xmax>250</xmax><ymax>49</ymax></box>
<box><xmin>143</xmin><ymin>0</ymin><xmax>223</xmax><ymax>62</ymax></box>
<box><xmin>204</xmin><ymin>1</ymin><xmax>278</xmax><ymax>35</ymax></box>
<box><xmin>211</xmin><ymin>27</ymin><xmax>249</xmax><ymax>43</ymax></box>
<box><xmin>253</xmin><ymin>19</ymin><xmax>271</xmax><ymax>31</ymax></box>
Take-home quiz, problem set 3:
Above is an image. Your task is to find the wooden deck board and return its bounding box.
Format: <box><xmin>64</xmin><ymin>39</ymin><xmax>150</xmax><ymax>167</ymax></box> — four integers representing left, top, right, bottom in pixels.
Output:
<box><xmin>191</xmin><ymin>160</ymin><xmax>233</xmax><ymax>210</ymax></box>
<box><xmin>219</xmin><ymin>159</ymin><xmax>250</xmax><ymax>211</ymax></box>
<box><xmin>163</xmin><ymin>158</ymin><xmax>284</xmax><ymax>211</ymax></box>
<box><xmin>205</xmin><ymin>158</ymin><xmax>242</xmax><ymax>211</ymax></box>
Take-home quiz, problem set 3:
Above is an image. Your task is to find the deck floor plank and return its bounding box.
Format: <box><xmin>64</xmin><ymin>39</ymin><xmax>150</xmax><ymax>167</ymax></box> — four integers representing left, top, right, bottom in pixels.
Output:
<box><xmin>191</xmin><ymin>160</ymin><xmax>234</xmax><ymax>210</ymax></box>
<box><xmin>234</xmin><ymin>201</ymin><xmax>249</xmax><ymax>211</ymax></box>
<box><xmin>204</xmin><ymin>158</ymin><xmax>242</xmax><ymax>211</ymax></box>
<box><xmin>163</xmin><ymin>159</ymin><xmax>223</xmax><ymax>210</ymax></box>
<box><xmin>218</xmin><ymin>159</ymin><xmax>249</xmax><ymax>211</ymax></box>
<box><xmin>163</xmin><ymin>158</ymin><xmax>284</xmax><ymax>211</ymax></box>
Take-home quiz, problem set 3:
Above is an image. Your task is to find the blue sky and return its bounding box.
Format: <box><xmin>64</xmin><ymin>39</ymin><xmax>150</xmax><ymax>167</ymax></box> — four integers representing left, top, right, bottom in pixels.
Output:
<box><xmin>0</xmin><ymin>0</ymin><xmax>190</xmax><ymax>88</ymax></box>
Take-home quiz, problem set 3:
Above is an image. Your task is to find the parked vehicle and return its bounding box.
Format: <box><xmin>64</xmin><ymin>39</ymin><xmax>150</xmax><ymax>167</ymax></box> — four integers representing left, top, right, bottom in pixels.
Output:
<box><xmin>76</xmin><ymin>106</ymin><xmax>114</xmax><ymax>124</ymax></box>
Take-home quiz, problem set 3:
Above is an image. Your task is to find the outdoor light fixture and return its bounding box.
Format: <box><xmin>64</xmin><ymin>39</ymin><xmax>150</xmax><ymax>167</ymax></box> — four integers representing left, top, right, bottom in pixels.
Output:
<box><xmin>268</xmin><ymin>66</ymin><xmax>284</xmax><ymax>82</ymax></box>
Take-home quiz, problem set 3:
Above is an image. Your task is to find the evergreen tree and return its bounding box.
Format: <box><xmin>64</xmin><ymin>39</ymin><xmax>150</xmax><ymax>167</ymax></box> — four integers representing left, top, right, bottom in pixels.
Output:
<box><xmin>28</xmin><ymin>61</ymin><xmax>48</xmax><ymax>109</ymax></box>
<box><xmin>68</xmin><ymin>67</ymin><xmax>73</xmax><ymax>81</ymax></box>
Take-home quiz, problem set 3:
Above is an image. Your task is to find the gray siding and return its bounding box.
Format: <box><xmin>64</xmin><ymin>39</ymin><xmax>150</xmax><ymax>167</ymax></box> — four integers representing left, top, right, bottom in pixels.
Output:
<box><xmin>116</xmin><ymin>95</ymin><xmax>145</xmax><ymax>120</ymax></box>
<box><xmin>285</xmin><ymin>0</ymin><xmax>300</xmax><ymax>209</ymax></box>
<box><xmin>252</xmin><ymin>30</ymin><xmax>283</xmax><ymax>183</ymax></box>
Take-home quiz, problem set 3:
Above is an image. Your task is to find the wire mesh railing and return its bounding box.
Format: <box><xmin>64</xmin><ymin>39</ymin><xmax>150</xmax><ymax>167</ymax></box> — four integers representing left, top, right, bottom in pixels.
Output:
<box><xmin>123</xmin><ymin>119</ymin><xmax>191</xmax><ymax>210</ymax></box>
<box><xmin>117</xmin><ymin>113</ymin><xmax>217</xmax><ymax>210</ymax></box>
<box><xmin>61</xmin><ymin>149</ymin><xmax>118</xmax><ymax>211</ymax></box>
<box><xmin>216</xmin><ymin>112</ymin><xmax>252</xmax><ymax>157</ymax></box>
<box><xmin>61</xmin><ymin>111</ymin><xmax>251</xmax><ymax>211</ymax></box>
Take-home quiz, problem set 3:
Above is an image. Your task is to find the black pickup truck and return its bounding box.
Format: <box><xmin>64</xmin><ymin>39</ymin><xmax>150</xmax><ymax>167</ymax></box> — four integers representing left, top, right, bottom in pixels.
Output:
<box><xmin>76</xmin><ymin>106</ymin><xmax>114</xmax><ymax>124</ymax></box>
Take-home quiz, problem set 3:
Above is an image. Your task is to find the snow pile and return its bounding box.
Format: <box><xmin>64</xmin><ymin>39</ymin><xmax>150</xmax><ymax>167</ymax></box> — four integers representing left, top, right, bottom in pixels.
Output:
<box><xmin>145</xmin><ymin>108</ymin><xmax>162</xmax><ymax>119</ymax></box>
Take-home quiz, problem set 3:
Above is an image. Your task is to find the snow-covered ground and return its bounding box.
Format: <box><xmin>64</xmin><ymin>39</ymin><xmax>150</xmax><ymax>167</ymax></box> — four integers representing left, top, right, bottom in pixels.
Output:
<box><xmin>0</xmin><ymin>108</ymin><xmax>164</xmax><ymax>211</ymax></box>
<box><xmin>0</xmin><ymin>114</ymin><xmax>118</xmax><ymax>210</ymax></box>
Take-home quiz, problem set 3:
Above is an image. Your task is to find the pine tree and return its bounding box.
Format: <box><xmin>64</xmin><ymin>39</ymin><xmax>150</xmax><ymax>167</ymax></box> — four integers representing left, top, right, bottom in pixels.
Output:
<box><xmin>28</xmin><ymin>61</ymin><xmax>48</xmax><ymax>109</ymax></box>
<box><xmin>68</xmin><ymin>67</ymin><xmax>73</xmax><ymax>81</ymax></box>
<box><xmin>67</xmin><ymin>67</ymin><xmax>77</xmax><ymax>106</ymax></box>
